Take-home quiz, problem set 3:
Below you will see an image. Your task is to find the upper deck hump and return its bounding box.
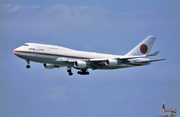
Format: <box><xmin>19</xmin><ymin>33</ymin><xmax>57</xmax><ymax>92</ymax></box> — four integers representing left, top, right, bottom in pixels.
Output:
<box><xmin>24</xmin><ymin>43</ymin><xmax>75</xmax><ymax>51</ymax></box>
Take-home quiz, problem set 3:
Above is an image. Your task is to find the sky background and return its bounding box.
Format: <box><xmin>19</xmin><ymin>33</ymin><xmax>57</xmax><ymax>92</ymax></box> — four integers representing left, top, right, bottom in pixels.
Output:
<box><xmin>0</xmin><ymin>0</ymin><xmax>180</xmax><ymax>117</ymax></box>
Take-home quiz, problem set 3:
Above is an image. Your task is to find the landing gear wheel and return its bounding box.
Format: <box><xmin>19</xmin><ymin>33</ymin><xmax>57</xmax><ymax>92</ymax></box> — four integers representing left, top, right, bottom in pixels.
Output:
<box><xmin>67</xmin><ymin>68</ymin><xmax>73</xmax><ymax>76</ymax></box>
<box><xmin>77</xmin><ymin>69</ymin><xmax>90</xmax><ymax>75</ymax></box>
<box><xmin>26</xmin><ymin>60</ymin><xmax>30</xmax><ymax>69</ymax></box>
<box><xmin>69</xmin><ymin>72</ymin><xmax>73</xmax><ymax>76</ymax></box>
<box><xmin>77</xmin><ymin>71</ymin><xmax>81</xmax><ymax>74</ymax></box>
<box><xmin>26</xmin><ymin>65</ymin><xmax>30</xmax><ymax>68</ymax></box>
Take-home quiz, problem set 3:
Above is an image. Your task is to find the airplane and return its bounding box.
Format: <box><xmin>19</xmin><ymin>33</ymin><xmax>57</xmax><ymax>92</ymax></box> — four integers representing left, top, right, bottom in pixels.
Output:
<box><xmin>13</xmin><ymin>36</ymin><xmax>165</xmax><ymax>76</ymax></box>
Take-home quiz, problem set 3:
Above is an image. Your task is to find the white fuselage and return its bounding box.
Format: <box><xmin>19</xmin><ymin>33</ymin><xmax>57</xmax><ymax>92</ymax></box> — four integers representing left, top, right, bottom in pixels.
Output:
<box><xmin>13</xmin><ymin>43</ymin><xmax>149</xmax><ymax>69</ymax></box>
<box><xmin>13</xmin><ymin>36</ymin><xmax>165</xmax><ymax>75</ymax></box>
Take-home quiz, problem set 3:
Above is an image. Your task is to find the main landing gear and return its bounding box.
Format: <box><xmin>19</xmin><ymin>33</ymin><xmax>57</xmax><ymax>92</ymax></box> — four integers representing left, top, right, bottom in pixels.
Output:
<box><xmin>67</xmin><ymin>68</ymin><xmax>90</xmax><ymax>76</ymax></box>
<box><xmin>26</xmin><ymin>60</ymin><xmax>30</xmax><ymax>68</ymax></box>
<box><xmin>67</xmin><ymin>68</ymin><xmax>73</xmax><ymax>76</ymax></box>
<box><xmin>77</xmin><ymin>69</ymin><xmax>89</xmax><ymax>75</ymax></box>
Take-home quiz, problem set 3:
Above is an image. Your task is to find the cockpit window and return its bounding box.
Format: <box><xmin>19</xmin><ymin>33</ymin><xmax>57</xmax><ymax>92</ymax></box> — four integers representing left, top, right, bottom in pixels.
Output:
<box><xmin>23</xmin><ymin>44</ymin><xmax>29</xmax><ymax>46</ymax></box>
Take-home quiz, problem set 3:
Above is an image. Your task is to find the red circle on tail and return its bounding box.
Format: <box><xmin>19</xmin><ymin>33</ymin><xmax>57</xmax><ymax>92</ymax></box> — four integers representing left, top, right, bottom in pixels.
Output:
<box><xmin>140</xmin><ymin>44</ymin><xmax>148</xmax><ymax>54</ymax></box>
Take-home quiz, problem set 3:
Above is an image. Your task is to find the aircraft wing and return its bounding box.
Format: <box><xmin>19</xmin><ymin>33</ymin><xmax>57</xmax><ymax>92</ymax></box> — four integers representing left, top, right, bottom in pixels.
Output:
<box><xmin>89</xmin><ymin>52</ymin><xmax>158</xmax><ymax>62</ymax></box>
<box><xmin>55</xmin><ymin>51</ymin><xmax>160</xmax><ymax>63</ymax></box>
<box><xmin>55</xmin><ymin>51</ymin><xmax>165</xmax><ymax>69</ymax></box>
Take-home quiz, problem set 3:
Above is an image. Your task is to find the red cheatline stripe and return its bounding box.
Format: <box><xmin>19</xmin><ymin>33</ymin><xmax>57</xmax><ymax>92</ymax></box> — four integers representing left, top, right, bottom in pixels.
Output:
<box><xmin>13</xmin><ymin>50</ymin><xmax>91</xmax><ymax>59</ymax></box>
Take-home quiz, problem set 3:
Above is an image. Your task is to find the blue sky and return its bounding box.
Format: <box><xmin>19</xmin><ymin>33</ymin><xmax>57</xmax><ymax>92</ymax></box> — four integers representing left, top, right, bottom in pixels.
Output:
<box><xmin>0</xmin><ymin>0</ymin><xmax>180</xmax><ymax>117</ymax></box>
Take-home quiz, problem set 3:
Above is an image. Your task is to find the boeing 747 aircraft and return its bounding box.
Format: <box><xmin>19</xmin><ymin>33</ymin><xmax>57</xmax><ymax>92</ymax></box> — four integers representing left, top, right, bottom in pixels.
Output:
<box><xmin>13</xmin><ymin>36</ymin><xmax>165</xmax><ymax>75</ymax></box>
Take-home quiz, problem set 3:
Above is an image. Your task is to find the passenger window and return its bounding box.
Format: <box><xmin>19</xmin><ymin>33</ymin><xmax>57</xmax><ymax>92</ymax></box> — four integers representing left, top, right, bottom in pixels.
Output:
<box><xmin>29</xmin><ymin>48</ymin><xmax>35</xmax><ymax>50</ymax></box>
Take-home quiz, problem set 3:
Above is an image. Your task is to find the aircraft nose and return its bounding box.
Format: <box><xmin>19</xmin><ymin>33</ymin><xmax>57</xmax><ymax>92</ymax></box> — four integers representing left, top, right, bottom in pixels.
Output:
<box><xmin>13</xmin><ymin>49</ymin><xmax>17</xmax><ymax>55</ymax></box>
<box><xmin>13</xmin><ymin>48</ymin><xmax>19</xmax><ymax>55</ymax></box>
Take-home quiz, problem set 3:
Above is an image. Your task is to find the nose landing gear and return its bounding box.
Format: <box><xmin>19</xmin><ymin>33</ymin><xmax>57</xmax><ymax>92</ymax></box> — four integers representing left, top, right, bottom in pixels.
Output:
<box><xmin>26</xmin><ymin>60</ymin><xmax>30</xmax><ymax>68</ymax></box>
<box><xmin>26</xmin><ymin>64</ymin><xmax>30</xmax><ymax>68</ymax></box>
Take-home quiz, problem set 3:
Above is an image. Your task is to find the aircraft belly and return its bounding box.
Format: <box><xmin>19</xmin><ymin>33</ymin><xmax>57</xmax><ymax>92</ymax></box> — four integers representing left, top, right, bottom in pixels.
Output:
<box><xmin>16</xmin><ymin>53</ymin><xmax>56</xmax><ymax>63</ymax></box>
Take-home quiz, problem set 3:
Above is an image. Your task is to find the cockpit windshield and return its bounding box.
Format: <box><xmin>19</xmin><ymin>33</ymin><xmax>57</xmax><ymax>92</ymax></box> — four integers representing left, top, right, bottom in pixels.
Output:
<box><xmin>22</xmin><ymin>44</ymin><xmax>29</xmax><ymax>46</ymax></box>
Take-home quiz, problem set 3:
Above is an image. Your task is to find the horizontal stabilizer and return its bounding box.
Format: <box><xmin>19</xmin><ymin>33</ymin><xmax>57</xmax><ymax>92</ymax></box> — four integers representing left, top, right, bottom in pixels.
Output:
<box><xmin>134</xmin><ymin>58</ymin><xmax>165</xmax><ymax>63</ymax></box>
<box><xmin>147</xmin><ymin>51</ymin><xmax>159</xmax><ymax>56</ymax></box>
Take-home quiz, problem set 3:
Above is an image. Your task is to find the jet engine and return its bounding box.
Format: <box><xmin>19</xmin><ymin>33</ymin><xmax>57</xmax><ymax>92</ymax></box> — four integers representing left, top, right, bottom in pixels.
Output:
<box><xmin>74</xmin><ymin>61</ymin><xmax>87</xmax><ymax>68</ymax></box>
<box><xmin>105</xmin><ymin>59</ymin><xmax>118</xmax><ymax>67</ymax></box>
<box><xmin>43</xmin><ymin>63</ymin><xmax>61</xmax><ymax>69</ymax></box>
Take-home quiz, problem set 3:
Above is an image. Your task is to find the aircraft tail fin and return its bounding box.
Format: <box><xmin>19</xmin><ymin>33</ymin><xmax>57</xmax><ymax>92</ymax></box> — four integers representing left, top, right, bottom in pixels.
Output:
<box><xmin>125</xmin><ymin>36</ymin><xmax>156</xmax><ymax>56</ymax></box>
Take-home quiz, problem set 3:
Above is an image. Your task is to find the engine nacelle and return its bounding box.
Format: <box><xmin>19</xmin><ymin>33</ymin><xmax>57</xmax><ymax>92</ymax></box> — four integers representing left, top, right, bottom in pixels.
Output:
<box><xmin>43</xmin><ymin>63</ymin><xmax>60</xmax><ymax>69</ymax></box>
<box><xmin>105</xmin><ymin>59</ymin><xmax>118</xmax><ymax>67</ymax></box>
<box><xmin>74</xmin><ymin>61</ymin><xmax>87</xmax><ymax>68</ymax></box>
